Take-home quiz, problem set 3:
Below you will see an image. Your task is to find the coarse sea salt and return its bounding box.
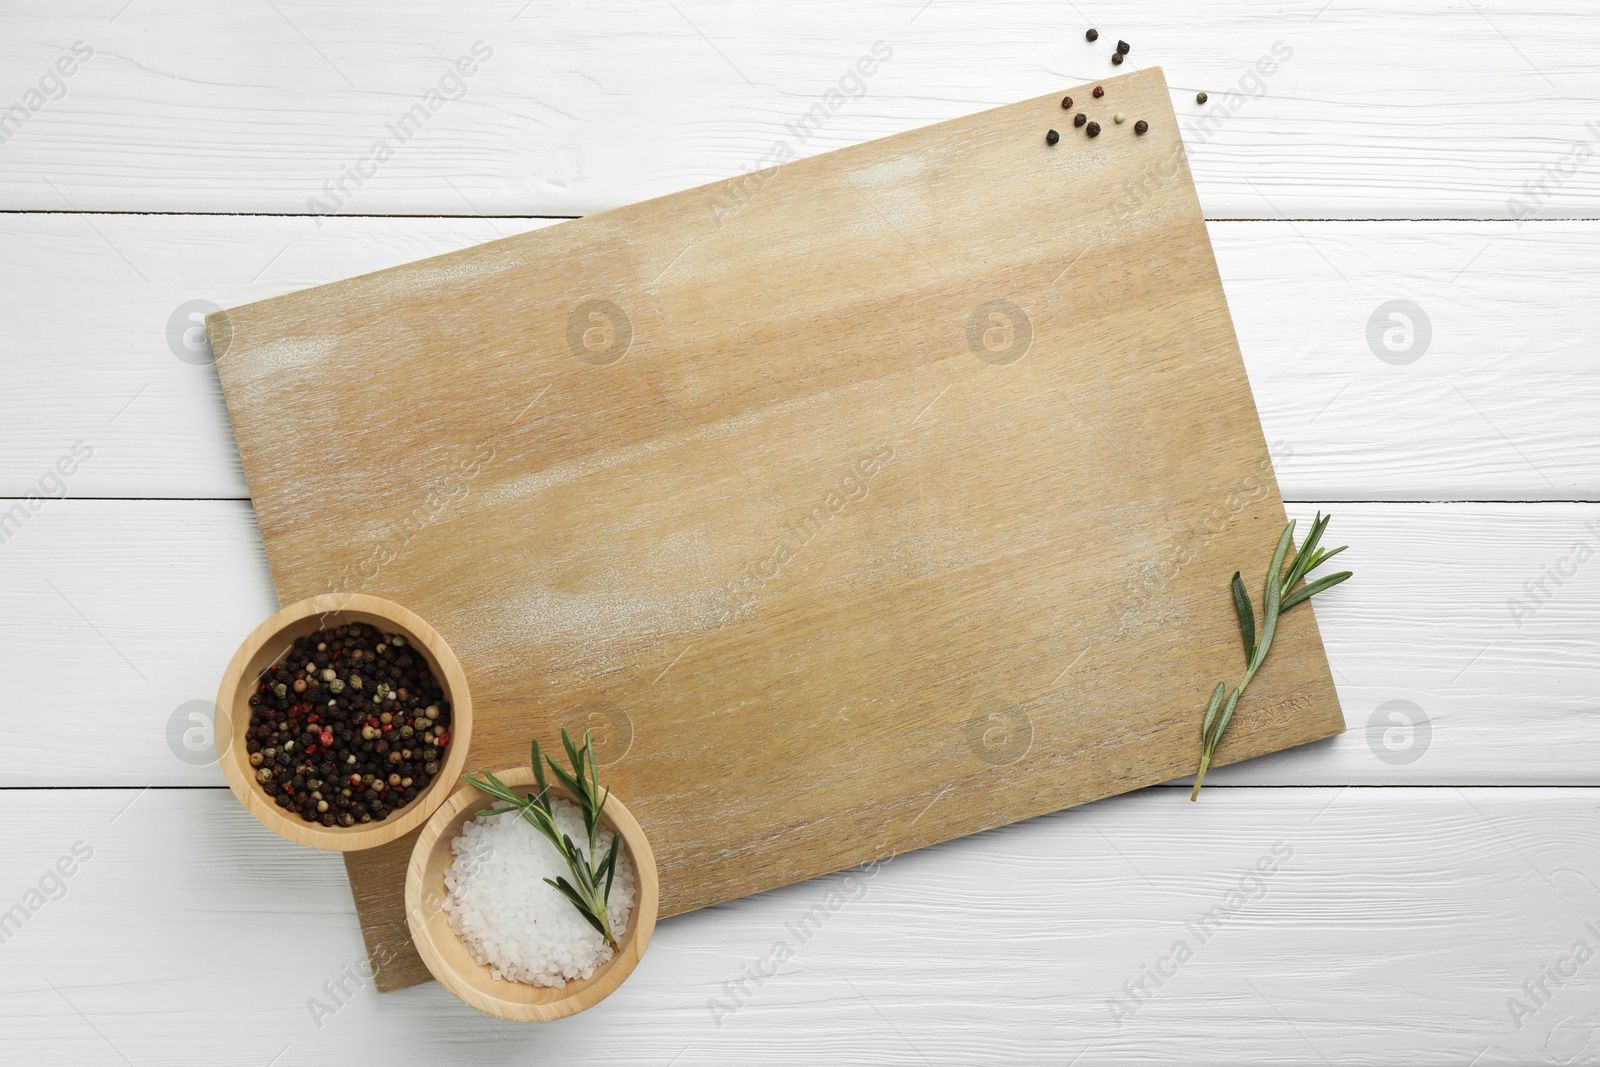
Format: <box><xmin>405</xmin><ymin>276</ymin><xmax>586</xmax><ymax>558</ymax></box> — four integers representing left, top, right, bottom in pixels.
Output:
<box><xmin>443</xmin><ymin>796</ymin><xmax>635</xmax><ymax>986</ymax></box>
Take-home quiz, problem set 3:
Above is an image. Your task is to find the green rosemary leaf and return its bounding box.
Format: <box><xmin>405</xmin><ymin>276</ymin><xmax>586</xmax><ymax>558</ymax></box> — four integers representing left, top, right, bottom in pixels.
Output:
<box><xmin>530</xmin><ymin>738</ymin><xmax>550</xmax><ymax>811</ymax></box>
<box><xmin>545</xmin><ymin>758</ymin><xmax>582</xmax><ymax>792</ymax></box>
<box><xmin>601</xmin><ymin>836</ymin><xmax>620</xmax><ymax>901</ymax></box>
<box><xmin>1306</xmin><ymin>511</ymin><xmax>1335</xmax><ymax>563</ymax></box>
<box><xmin>545</xmin><ymin>759</ymin><xmax>585</xmax><ymax>804</ymax></box>
<box><xmin>560</xmin><ymin>727</ymin><xmax>585</xmax><ymax>782</ymax></box>
<box><xmin>1230</xmin><ymin>571</ymin><xmax>1256</xmax><ymax>664</ymax></box>
<box><xmin>1251</xmin><ymin>522</ymin><xmax>1296</xmax><ymax>673</ymax></box>
<box><xmin>567</xmin><ymin>860</ymin><xmax>596</xmax><ymax>899</ymax></box>
<box><xmin>546</xmin><ymin>877</ymin><xmax>608</xmax><ymax>937</ymax></box>
<box><xmin>485</xmin><ymin>772</ymin><xmax>523</xmax><ymax>806</ymax></box>
<box><xmin>563</xmin><ymin>838</ymin><xmax>595</xmax><ymax>889</ymax></box>
<box><xmin>1200</xmin><ymin>681</ymin><xmax>1227</xmax><ymax>746</ymax></box>
<box><xmin>1282</xmin><ymin>512</ymin><xmax>1327</xmax><ymax>591</ymax></box>
<box><xmin>524</xmin><ymin>803</ymin><xmax>560</xmax><ymax>839</ymax></box>
<box><xmin>1281</xmin><ymin>570</ymin><xmax>1353</xmax><ymax>611</ymax></box>
<box><xmin>545</xmin><ymin>874</ymin><xmax>578</xmax><ymax>900</ymax></box>
<box><xmin>1211</xmin><ymin>686</ymin><xmax>1243</xmax><ymax>755</ymax></box>
<box><xmin>1307</xmin><ymin>544</ymin><xmax>1347</xmax><ymax>571</ymax></box>
<box><xmin>575</xmin><ymin>908</ymin><xmax>609</xmax><ymax>939</ymax></box>
<box><xmin>464</xmin><ymin>774</ymin><xmax>517</xmax><ymax>805</ymax></box>
<box><xmin>548</xmin><ymin>733</ymin><xmax>582</xmax><ymax>784</ymax></box>
<box><xmin>585</xmin><ymin>735</ymin><xmax>606</xmax><ymax>842</ymax></box>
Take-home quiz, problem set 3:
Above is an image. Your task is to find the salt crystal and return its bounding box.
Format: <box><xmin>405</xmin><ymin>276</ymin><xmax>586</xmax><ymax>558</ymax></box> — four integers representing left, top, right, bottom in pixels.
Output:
<box><xmin>443</xmin><ymin>797</ymin><xmax>635</xmax><ymax>986</ymax></box>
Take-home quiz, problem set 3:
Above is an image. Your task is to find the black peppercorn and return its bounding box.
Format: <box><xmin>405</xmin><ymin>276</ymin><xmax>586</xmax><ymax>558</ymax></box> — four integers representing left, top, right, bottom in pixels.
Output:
<box><xmin>246</xmin><ymin>621</ymin><xmax>452</xmax><ymax>826</ymax></box>
<box><xmin>1085</xmin><ymin>28</ymin><xmax>1098</xmax><ymax>42</ymax></box>
<box><xmin>1117</xmin><ymin>40</ymin><xmax>1130</xmax><ymax>55</ymax></box>
<box><xmin>1061</xmin><ymin>96</ymin><xmax>1072</xmax><ymax>110</ymax></box>
<box><xmin>1196</xmin><ymin>92</ymin><xmax>1208</xmax><ymax>104</ymax></box>
<box><xmin>1086</xmin><ymin>121</ymin><xmax>1101</xmax><ymax>137</ymax></box>
<box><xmin>1092</xmin><ymin>86</ymin><xmax>1104</xmax><ymax>98</ymax></box>
<box><xmin>1112</xmin><ymin>52</ymin><xmax>1124</xmax><ymax>65</ymax></box>
<box><xmin>1046</xmin><ymin>129</ymin><xmax>1059</xmax><ymax>145</ymax></box>
<box><xmin>1135</xmin><ymin>119</ymin><xmax>1149</xmax><ymax>135</ymax></box>
<box><xmin>1074</xmin><ymin>112</ymin><xmax>1087</xmax><ymax>128</ymax></box>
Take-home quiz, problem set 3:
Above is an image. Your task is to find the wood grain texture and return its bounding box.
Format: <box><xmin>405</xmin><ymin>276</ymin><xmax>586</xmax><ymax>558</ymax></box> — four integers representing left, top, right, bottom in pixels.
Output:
<box><xmin>3</xmin><ymin>1</ymin><xmax>1598</xmax><ymax>219</ymax></box>
<box><xmin>7</xmin><ymin>214</ymin><xmax>1598</xmax><ymax>501</ymax></box>
<box><xmin>4</xmin><ymin>500</ymin><xmax>1596</xmax><ymax>789</ymax></box>
<box><xmin>2</xmin><ymin>787</ymin><xmax>1596</xmax><ymax>1065</ymax></box>
<box><xmin>211</xmin><ymin>69</ymin><xmax>1345</xmax><ymax>985</ymax></box>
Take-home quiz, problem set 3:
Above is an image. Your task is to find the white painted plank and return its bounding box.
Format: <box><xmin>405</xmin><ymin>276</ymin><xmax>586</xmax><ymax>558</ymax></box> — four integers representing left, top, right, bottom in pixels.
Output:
<box><xmin>1</xmin><ymin>499</ymin><xmax>1594</xmax><ymax>787</ymax></box>
<box><xmin>2</xmin><ymin>2</ymin><xmax>1598</xmax><ymax>218</ymax></box>
<box><xmin>0</xmin><ymin>500</ymin><xmax>275</xmax><ymax>785</ymax></box>
<box><xmin>2</xmin><ymin>214</ymin><xmax>1596</xmax><ymax>500</ymax></box>
<box><xmin>0</xmin><ymin>786</ymin><xmax>1594</xmax><ymax>1065</ymax></box>
<box><xmin>1217</xmin><ymin>221</ymin><xmax>1600</xmax><ymax>502</ymax></box>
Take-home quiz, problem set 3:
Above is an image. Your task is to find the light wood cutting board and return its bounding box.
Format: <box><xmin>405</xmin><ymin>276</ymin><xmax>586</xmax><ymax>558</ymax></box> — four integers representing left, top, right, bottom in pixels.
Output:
<box><xmin>210</xmin><ymin>67</ymin><xmax>1344</xmax><ymax>992</ymax></box>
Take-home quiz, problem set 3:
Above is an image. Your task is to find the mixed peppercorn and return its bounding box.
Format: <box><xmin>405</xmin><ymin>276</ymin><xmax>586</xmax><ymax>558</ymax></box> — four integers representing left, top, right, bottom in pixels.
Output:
<box><xmin>1053</xmin><ymin>85</ymin><xmax>1146</xmax><ymax>144</ymax></box>
<box><xmin>1052</xmin><ymin>29</ymin><xmax>1200</xmax><ymax>145</ymax></box>
<box><xmin>246</xmin><ymin>622</ymin><xmax>452</xmax><ymax>827</ymax></box>
<box><xmin>1045</xmin><ymin>28</ymin><xmax>1178</xmax><ymax>147</ymax></box>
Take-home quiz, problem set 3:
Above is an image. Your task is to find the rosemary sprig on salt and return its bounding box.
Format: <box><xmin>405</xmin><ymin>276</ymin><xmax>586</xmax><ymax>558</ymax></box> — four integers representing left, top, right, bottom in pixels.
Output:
<box><xmin>447</xmin><ymin>730</ymin><xmax>634</xmax><ymax>985</ymax></box>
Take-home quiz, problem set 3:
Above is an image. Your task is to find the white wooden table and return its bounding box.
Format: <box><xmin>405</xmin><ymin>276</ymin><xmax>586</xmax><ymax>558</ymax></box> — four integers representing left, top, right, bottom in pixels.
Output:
<box><xmin>3</xmin><ymin>2</ymin><xmax>1597</xmax><ymax>1063</ymax></box>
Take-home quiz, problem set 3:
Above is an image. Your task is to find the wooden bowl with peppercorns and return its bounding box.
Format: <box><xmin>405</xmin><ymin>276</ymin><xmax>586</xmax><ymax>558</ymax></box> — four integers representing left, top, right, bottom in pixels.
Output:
<box><xmin>214</xmin><ymin>593</ymin><xmax>473</xmax><ymax>851</ymax></box>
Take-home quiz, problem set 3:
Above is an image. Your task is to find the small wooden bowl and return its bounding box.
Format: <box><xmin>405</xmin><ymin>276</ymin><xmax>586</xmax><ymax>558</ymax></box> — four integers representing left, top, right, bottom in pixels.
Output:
<box><xmin>214</xmin><ymin>593</ymin><xmax>473</xmax><ymax>851</ymax></box>
<box><xmin>406</xmin><ymin>766</ymin><xmax>659</xmax><ymax>1021</ymax></box>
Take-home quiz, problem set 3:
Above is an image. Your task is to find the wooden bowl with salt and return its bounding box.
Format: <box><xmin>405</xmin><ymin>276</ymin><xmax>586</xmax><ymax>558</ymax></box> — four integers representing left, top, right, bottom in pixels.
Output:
<box><xmin>406</xmin><ymin>766</ymin><xmax>659</xmax><ymax>1021</ymax></box>
<box><xmin>214</xmin><ymin>593</ymin><xmax>473</xmax><ymax>851</ymax></box>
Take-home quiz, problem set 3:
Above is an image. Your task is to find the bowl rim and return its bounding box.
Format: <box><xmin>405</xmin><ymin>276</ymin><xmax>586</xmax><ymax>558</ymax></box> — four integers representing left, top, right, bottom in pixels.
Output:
<box><xmin>214</xmin><ymin>592</ymin><xmax>473</xmax><ymax>852</ymax></box>
<box><xmin>405</xmin><ymin>765</ymin><xmax>660</xmax><ymax>1021</ymax></box>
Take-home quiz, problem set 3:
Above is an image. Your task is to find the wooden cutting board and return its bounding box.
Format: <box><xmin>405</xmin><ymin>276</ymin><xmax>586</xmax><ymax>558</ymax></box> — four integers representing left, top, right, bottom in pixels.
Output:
<box><xmin>211</xmin><ymin>67</ymin><xmax>1344</xmax><ymax>992</ymax></box>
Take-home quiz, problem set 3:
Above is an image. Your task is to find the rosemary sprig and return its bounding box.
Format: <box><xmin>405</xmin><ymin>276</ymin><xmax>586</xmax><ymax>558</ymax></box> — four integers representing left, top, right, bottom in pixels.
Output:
<box><xmin>1192</xmin><ymin>512</ymin><xmax>1351</xmax><ymax>801</ymax></box>
<box><xmin>464</xmin><ymin>728</ymin><xmax>622</xmax><ymax>948</ymax></box>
